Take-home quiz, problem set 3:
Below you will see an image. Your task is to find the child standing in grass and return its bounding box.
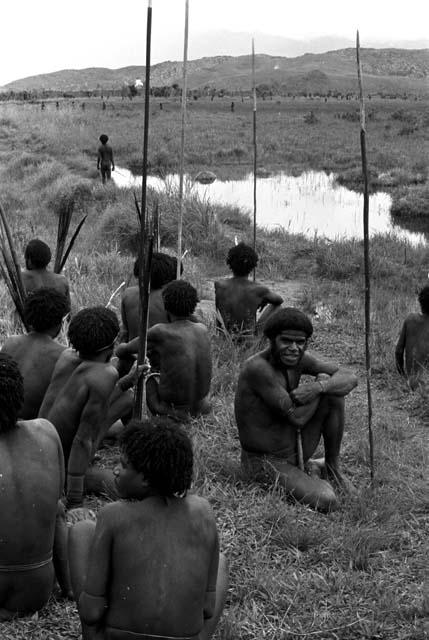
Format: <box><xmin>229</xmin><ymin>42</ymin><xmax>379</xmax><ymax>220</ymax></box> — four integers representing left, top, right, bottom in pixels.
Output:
<box><xmin>97</xmin><ymin>134</ymin><xmax>115</xmax><ymax>184</ymax></box>
<box><xmin>68</xmin><ymin>418</ymin><xmax>228</xmax><ymax>640</ymax></box>
<box><xmin>395</xmin><ymin>284</ymin><xmax>429</xmax><ymax>389</ymax></box>
<box><xmin>1</xmin><ymin>288</ymin><xmax>69</xmax><ymax>418</ymax></box>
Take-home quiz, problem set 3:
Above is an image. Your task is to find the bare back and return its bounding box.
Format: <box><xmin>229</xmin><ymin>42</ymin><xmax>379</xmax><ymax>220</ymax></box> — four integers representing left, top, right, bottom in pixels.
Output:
<box><xmin>39</xmin><ymin>348</ymin><xmax>81</xmax><ymax>419</ymax></box>
<box><xmin>0</xmin><ymin>419</ymin><xmax>63</xmax><ymax>565</ymax></box>
<box><xmin>86</xmin><ymin>495</ymin><xmax>218</xmax><ymax>636</ymax></box>
<box><xmin>215</xmin><ymin>277</ymin><xmax>279</xmax><ymax>336</ymax></box>
<box><xmin>22</xmin><ymin>269</ymin><xmax>70</xmax><ymax>309</ymax></box>
<box><xmin>1</xmin><ymin>334</ymin><xmax>65</xmax><ymax>419</ymax></box>
<box><xmin>97</xmin><ymin>144</ymin><xmax>114</xmax><ymax>168</ymax></box>
<box><xmin>121</xmin><ymin>286</ymin><xmax>169</xmax><ymax>342</ymax></box>
<box><xmin>147</xmin><ymin>320</ymin><xmax>212</xmax><ymax>411</ymax></box>
<box><xmin>400</xmin><ymin>313</ymin><xmax>429</xmax><ymax>375</ymax></box>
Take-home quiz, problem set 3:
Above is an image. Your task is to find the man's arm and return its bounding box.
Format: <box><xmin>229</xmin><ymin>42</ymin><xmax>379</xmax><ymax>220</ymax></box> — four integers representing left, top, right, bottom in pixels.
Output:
<box><xmin>97</xmin><ymin>148</ymin><xmax>101</xmax><ymax>170</ymax></box>
<box><xmin>66</xmin><ymin>381</ymin><xmax>115</xmax><ymax>508</ymax></box>
<box><xmin>116</xmin><ymin>336</ymin><xmax>140</xmax><ymax>359</ymax></box>
<box><xmin>259</xmin><ymin>287</ymin><xmax>283</xmax><ymax>310</ymax></box>
<box><xmin>291</xmin><ymin>353</ymin><xmax>357</xmax><ymax>406</ymax></box>
<box><xmin>204</xmin><ymin>527</ymin><xmax>220</xmax><ymax>620</ymax></box>
<box><xmin>395</xmin><ymin>322</ymin><xmax>407</xmax><ymax>375</ymax></box>
<box><xmin>78</xmin><ymin>507</ymin><xmax>113</xmax><ymax>625</ymax></box>
<box><xmin>246</xmin><ymin>358</ymin><xmax>319</xmax><ymax>428</ymax></box>
<box><xmin>119</xmin><ymin>297</ymin><xmax>129</xmax><ymax>344</ymax></box>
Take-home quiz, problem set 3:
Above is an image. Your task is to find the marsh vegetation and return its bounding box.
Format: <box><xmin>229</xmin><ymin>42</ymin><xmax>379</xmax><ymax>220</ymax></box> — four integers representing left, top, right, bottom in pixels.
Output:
<box><xmin>0</xmin><ymin>96</ymin><xmax>427</xmax><ymax>639</ymax></box>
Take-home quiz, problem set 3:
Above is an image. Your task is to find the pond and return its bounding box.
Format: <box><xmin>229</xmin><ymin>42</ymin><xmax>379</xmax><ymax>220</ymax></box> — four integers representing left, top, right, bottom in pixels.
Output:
<box><xmin>112</xmin><ymin>168</ymin><xmax>426</xmax><ymax>245</ymax></box>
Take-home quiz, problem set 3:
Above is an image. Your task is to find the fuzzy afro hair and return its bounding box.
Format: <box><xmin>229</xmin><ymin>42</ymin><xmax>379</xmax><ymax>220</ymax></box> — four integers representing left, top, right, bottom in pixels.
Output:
<box><xmin>24</xmin><ymin>239</ymin><xmax>52</xmax><ymax>269</ymax></box>
<box><xmin>120</xmin><ymin>418</ymin><xmax>193</xmax><ymax>497</ymax></box>
<box><xmin>133</xmin><ymin>252</ymin><xmax>182</xmax><ymax>289</ymax></box>
<box><xmin>264</xmin><ymin>307</ymin><xmax>313</xmax><ymax>341</ymax></box>
<box><xmin>162</xmin><ymin>280</ymin><xmax>198</xmax><ymax>317</ymax></box>
<box><xmin>418</xmin><ymin>285</ymin><xmax>429</xmax><ymax>315</ymax></box>
<box><xmin>68</xmin><ymin>306</ymin><xmax>119</xmax><ymax>355</ymax></box>
<box><xmin>99</xmin><ymin>134</ymin><xmax>109</xmax><ymax>144</ymax></box>
<box><xmin>226</xmin><ymin>242</ymin><xmax>258</xmax><ymax>276</ymax></box>
<box><xmin>24</xmin><ymin>288</ymin><xmax>70</xmax><ymax>332</ymax></box>
<box><xmin>0</xmin><ymin>354</ymin><xmax>24</xmax><ymax>432</ymax></box>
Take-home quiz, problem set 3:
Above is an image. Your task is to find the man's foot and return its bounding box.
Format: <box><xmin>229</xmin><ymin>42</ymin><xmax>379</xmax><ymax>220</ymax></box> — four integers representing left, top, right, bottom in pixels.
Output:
<box><xmin>325</xmin><ymin>464</ymin><xmax>357</xmax><ymax>496</ymax></box>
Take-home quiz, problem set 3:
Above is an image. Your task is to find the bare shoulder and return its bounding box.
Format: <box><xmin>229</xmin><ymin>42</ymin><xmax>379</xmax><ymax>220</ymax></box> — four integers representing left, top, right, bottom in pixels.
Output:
<box><xmin>185</xmin><ymin>494</ymin><xmax>216</xmax><ymax>522</ymax></box>
<box><xmin>17</xmin><ymin>418</ymin><xmax>61</xmax><ymax>443</ymax></box>
<box><xmin>241</xmin><ymin>350</ymin><xmax>271</xmax><ymax>377</ymax></box>
<box><xmin>0</xmin><ymin>335</ymin><xmax>22</xmax><ymax>351</ymax></box>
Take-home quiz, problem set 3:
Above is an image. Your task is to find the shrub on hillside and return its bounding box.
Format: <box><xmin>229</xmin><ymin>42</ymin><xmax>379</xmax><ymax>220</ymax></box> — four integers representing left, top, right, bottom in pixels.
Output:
<box><xmin>390</xmin><ymin>185</ymin><xmax>429</xmax><ymax>219</ymax></box>
<box><xmin>46</xmin><ymin>175</ymin><xmax>93</xmax><ymax>216</ymax></box>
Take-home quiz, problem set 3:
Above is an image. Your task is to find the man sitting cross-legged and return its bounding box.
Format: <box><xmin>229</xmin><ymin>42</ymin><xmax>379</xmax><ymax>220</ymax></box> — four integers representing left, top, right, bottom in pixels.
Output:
<box><xmin>117</xmin><ymin>280</ymin><xmax>212</xmax><ymax>420</ymax></box>
<box><xmin>395</xmin><ymin>284</ymin><xmax>429</xmax><ymax>390</ymax></box>
<box><xmin>120</xmin><ymin>252</ymin><xmax>181</xmax><ymax>343</ymax></box>
<box><xmin>214</xmin><ymin>242</ymin><xmax>283</xmax><ymax>340</ymax></box>
<box><xmin>1</xmin><ymin>288</ymin><xmax>69</xmax><ymax>419</ymax></box>
<box><xmin>0</xmin><ymin>354</ymin><xmax>72</xmax><ymax>621</ymax></box>
<box><xmin>68</xmin><ymin>418</ymin><xmax>228</xmax><ymax>640</ymax></box>
<box><xmin>39</xmin><ymin>307</ymin><xmax>137</xmax><ymax>508</ymax></box>
<box><xmin>235</xmin><ymin>307</ymin><xmax>357</xmax><ymax>512</ymax></box>
<box><xmin>22</xmin><ymin>238</ymin><xmax>71</xmax><ymax>310</ymax></box>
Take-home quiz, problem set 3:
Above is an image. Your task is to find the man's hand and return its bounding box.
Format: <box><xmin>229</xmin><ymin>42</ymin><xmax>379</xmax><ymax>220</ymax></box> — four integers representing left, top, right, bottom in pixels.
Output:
<box><xmin>290</xmin><ymin>381</ymin><xmax>324</xmax><ymax>406</ymax></box>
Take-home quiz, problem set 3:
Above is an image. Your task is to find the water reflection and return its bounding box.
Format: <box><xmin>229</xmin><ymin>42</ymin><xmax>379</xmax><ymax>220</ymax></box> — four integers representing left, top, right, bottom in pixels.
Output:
<box><xmin>113</xmin><ymin>168</ymin><xmax>426</xmax><ymax>245</ymax></box>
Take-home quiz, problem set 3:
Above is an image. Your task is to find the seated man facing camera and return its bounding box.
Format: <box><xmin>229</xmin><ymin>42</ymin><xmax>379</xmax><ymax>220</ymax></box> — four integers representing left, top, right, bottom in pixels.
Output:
<box><xmin>235</xmin><ymin>307</ymin><xmax>357</xmax><ymax>512</ymax></box>
<box><xmin>117</xmin><ymin>280</ymin><xmax>212</xmax><ymax>420</ymax></box>
<box><xmin>0</xmin><ymin>354</ymin><xmax>71</xmax><ymax>620</ymax></box>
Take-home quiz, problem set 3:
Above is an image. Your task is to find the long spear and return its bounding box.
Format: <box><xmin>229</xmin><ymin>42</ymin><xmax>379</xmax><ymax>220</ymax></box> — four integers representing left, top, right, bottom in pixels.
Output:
<box><xmin>134</xmin><ymin>0</ymin><xmax>153</xmax><ymax>419</ymax></box>
<box><xmin>176</xmin><ymin>0</ymin><xmax>189</xmax><ymax>279</ymax></box>
<box><xmin>252</xmin><ymin>38</ymin><xmax>257</xmax><ymax>282</ymax></box>
<box><xmin>356</xmin><ymin>31</ymin><xmax>374</xmax><ymax>484</ymax></box>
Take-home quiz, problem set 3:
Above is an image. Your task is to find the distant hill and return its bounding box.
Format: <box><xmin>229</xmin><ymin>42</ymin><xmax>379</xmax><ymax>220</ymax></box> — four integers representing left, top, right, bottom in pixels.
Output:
<box><xmin>1</xmin><ymin>48</ymin><xmax>428</xmax><ymax>95</ymax></box>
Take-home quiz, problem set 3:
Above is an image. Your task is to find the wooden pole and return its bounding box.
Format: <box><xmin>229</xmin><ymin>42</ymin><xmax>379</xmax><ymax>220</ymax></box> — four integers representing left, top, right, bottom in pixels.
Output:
<box><xmin>177</xmin><ymin>0</ymin><xmax>189</xmax><ymax>279</ymax></box>
<box><xmin>134</xmin><ymin>0</ymin><xmax>153</xmax><ymax>419</ymax></box>
<box><xmin>356</xmin><ymin>30</ymin><xmax>375</xmax><ymax>484</ymax></box>
<box><xmin>252</xmin><ymin>38</ymin><xmax>257</xmax><ymax>282</ymax></box>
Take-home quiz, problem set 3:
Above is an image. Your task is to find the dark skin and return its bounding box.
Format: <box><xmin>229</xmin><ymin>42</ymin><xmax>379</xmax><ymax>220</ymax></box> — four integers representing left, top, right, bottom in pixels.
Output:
<box><xmin>97</xmin><ymin>142</ymin><xmax>115</xmax><ymax>184</ymax></box>
<box><xmin>120</xmin><ymin>286</ymin><xmax>168</xmax><ymax>342</ymax></box>
<box><xmin>68</xmin><ymin>455</ymin><xmax>226</xmax><ymax>640</ymax></box>
<box><xmin>215</xmin><ymin>276</ymin><xmax>283</xmax><ymax>337</ymax></box>
<box><xmin>22</xmin><ymin>260</ymin><xmax>70</xmax><ymax>311</ymax></box>
<box><xmin>395</xmin><ymin>312</ymin><xmax>429</xmax><ymax>390</ymax></box>
<box><xmin>117</xmin><ymin>315</ymin><xmax>212</xmax><ymax>419</ymax></box>
<box><xmin>235</xmin><ymin>329</ymin><xmax>357</xmax><ymax>510</ymax></box>
<box><xmin>1</xmin><ymin>326</ymin><xmax>65</xmax><ymax>419</ymax></box>
<box><xmin>39</xmin><ymin>347</ymin><xmax>119</xmax><ymax>507</ymax></box>
<box><xmin>0</xmin><ymin>418</ymin><xmax>72</xmax><ymax>620</ymax></box>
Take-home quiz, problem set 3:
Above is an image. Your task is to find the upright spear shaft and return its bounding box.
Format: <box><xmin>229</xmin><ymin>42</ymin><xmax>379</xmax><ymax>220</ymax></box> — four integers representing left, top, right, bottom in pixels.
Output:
<box><xmin>356</xmin><ymin>30</ymin><xmax>374</xmax><ymax>484</ymax></box>
<box><xmin>177</xmin><ymin>0</ymin><xmax>189</xmax><ymax>279</ymax></box>
<box><xmin>252</xmin><ymin>38</ymin><xmax>257</xmax><ymax>282</ymax></box>
<box><xmin>134</xmin><ymin>0</ymin><xmax>153</xmax><ymax>419</ymax></box>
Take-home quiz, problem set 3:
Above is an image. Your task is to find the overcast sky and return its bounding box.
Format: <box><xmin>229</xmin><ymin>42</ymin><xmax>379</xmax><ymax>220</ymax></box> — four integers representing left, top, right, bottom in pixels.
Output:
<box><xmin>0</xmin><ymin>0</ymin><xmax>427</xmax><ymax>86</ymax></box>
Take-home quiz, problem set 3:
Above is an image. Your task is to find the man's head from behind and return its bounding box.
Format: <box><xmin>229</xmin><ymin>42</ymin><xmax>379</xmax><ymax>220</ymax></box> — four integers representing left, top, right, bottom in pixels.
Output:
<box><xmin>24</xmin><ymin>239</ymin><xmax>51</xmax><ymax>270</ymax></box>
<box><xmin>264</xmin><ymin>307</ymin><xmax>313</xmax><ymax>367</ymax></box>
<box><xmin>418</xmin><ymin>285</ymin><xmax>429</xmax><ymax>315</ymax></box>
<box><xmin>68</xmin><ymin>306</ymin><xmax>119</xmax><ymax>359</ymax></box>
<box><xmin>227</xmin><ymin>242</ymin><xmax>258</xmax><ymax>277</ymax></box>
<box><xmin>162</xmin><ymin>280</ymin><xmax>198</xmax><ymax>318</ymax></box>
<box><xmin>99</xmin><ymin>134</ymin><xmax>109</xmax><ymax>144</ymax></box>
<box><xmin>115</xmin><ymin>418</ymin><xmax>193</xmax><ymax>499</ymax></box>
<box><xmin>24</xmin><ymin>288</ymin><xmax>69</xmax><ymax>335</ymax></box>
<box><xmin>0</xmin><ymin>354</ymin><xmax>24</xmax><ymax>432</ymax></box>
<box><xmin>133</xmin><ymin>252</ymin><xmax>182</xmax><ymax>290</ymax></box>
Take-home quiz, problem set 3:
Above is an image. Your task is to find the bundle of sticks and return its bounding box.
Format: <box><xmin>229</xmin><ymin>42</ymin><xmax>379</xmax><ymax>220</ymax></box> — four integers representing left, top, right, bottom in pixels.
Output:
<box><xmin>0</xmin><ymin>202</ymin><xmax>27</xmax><ymax>329</ymax></box>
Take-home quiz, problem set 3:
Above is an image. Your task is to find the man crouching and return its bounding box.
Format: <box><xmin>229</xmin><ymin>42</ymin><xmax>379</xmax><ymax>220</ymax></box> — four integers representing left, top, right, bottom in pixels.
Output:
<box><xmin>235</xmin><ymin>307</ymin><xmax>357</xmax><ymax>511</ymax></box>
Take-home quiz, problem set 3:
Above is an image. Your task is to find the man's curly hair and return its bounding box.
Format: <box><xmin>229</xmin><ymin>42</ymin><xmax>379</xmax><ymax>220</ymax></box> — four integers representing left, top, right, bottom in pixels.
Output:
<box><xmin>0</xmin><ymin>354</ymin><xmax>23</xmax><ymax>432</ymax></box>
<box><xmin>24</xmin><ymin>288</ymin><xmax>69</xmax><ymax>332</ymax></box>
<box><xmin>133</xmin><ymin>252</ymin><xmax>182</xmax><ymax>289</ymax></box>
<box><xmin>99</xmin><ymin>134</ymin><xmax>109</xmax><ymax>144</ymax></box>
<box><xmin>264</xmin><ymin>307</ymin><xmax>313</xmax><ymax>341</ymax></box>
<box><xmin>24</xmin><ymin>239</ymin><xmax>52</xmax><ymax>269</ymax></box>
<box><xmin>68</xmin><ymin>307</ymin><xmax>119</xmax><ymax>355</ymax></box>
<box><xmin>162</xmin><ymin>280</ymin><xmax>198</xmax><ymax>317</ymax></box>
<box><xmin>120</xmin><ymin>418</ymin><xmax>193</xmax><ymax>497</ymax></box>
<box><xmin>227</xmin><ymin>242</ymin><xmax>258</xmax><ymax>276</ymax></box>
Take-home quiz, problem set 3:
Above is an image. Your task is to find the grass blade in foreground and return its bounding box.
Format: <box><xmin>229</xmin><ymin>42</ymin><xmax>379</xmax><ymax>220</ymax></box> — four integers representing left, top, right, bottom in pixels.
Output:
<box><xmin>59</xmin><ymin>215</ymin><xmax>87</xmax><ymax>273</ymax></box>
<box><xmin>356</xmin><ymin>30</ymin><xmax>375</xmax><ymax>484</ymax></box>
<box><xmin>0</xmin><ymin>201</ymin><xmax>27</xmax><ymax>329</ymax></box>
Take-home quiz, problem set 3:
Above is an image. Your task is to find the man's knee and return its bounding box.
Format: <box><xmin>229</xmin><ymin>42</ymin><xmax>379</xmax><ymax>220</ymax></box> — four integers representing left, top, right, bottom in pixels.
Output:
<box><xmin>312</xmin><ymin>480</ymin><xmax>339</xmax><ymax>512</ymax></box>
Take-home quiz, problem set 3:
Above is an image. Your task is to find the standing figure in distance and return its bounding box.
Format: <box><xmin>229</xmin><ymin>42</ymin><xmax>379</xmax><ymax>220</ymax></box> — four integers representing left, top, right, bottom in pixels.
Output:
<box><xmin>97</xmin><ymin>134</ymin><xmax>115</xmax><ymax>184</ymax></box>
<box><xmin>0</xmin><ymin>354</ymin><xmax>72</xmax><ymax>620</ymax></box>
<box><xmin>22</xmin><ymin>239</ymin><xmax>70</xmax><ymax>309</ymax></box>
<box><xmin>235</xmin><ymin>307</ymin><xmax>357</xmax><ymax>512</ymax></box>
<box><xmin>68</xmin><ymin>418</ymin><xmax>228</xmax><ymax>640</ymax></box>
<box><xmin>215</xmin><ymin>242</ymin><xmax>283</xmax><ymax>340</ymax></box>
<box><xmin>1</xmin><ymin>288</ymin><xmax>69</xmax><ymax>418</ymax></box>
<box><xmin>395</xmin><ymin>284</ymin><xmax>429</xmax><ymax>390</ymax></box>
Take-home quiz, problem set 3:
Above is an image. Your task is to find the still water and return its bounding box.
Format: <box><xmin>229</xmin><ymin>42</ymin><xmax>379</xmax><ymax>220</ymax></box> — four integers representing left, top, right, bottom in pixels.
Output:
<box><xmin>113</xmin><ymin>168</ymin><xmax>425</xmax><ymax>244</ymax></box>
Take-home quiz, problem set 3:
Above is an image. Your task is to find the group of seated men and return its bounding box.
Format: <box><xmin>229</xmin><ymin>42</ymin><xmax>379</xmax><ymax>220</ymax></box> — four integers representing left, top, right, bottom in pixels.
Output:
<box><xmin>1</xmin><ymin>236</ymin><xmax>427</xmax><ymax>635</ymax></box>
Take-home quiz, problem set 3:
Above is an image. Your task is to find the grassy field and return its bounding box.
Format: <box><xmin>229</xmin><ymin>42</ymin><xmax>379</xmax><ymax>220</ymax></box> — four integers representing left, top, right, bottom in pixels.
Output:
<box><xmin>0</xmin><ymin>98</ymin><xmax>428</xmax><ymax>639</ymax></box>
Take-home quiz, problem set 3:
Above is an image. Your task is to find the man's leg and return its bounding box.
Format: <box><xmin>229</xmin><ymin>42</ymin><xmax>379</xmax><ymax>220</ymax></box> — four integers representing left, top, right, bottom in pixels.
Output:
<box><xmin>241</xmin><ymin>449</ymin><xmax>338</xmax><ymax>512</ymax></box>
<box><xmin>320</xmin><ymin>396</ymin><xmax>353</xmax><ymax>492</ymax></box>
<box><xmin>146</xmin><ymin>375</ymin><xmax>190</xmax><ymax>421</ymax></box>
<box><xmin>200</xmin><ymin>553</ymin><xmax>229</xmax><ymax>640</ymax></box>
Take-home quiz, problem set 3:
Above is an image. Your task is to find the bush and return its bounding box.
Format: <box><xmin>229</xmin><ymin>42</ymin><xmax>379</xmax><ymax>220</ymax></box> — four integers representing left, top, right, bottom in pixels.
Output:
<box><xmin>46</xmin><ymin>175</ymin><xmax>94</xmax><ymax>216</ymax></box>
<box><xmin>390</xmin><ymin>185</ymin><xmax>429</xmax><ymax>219</ymax></box>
